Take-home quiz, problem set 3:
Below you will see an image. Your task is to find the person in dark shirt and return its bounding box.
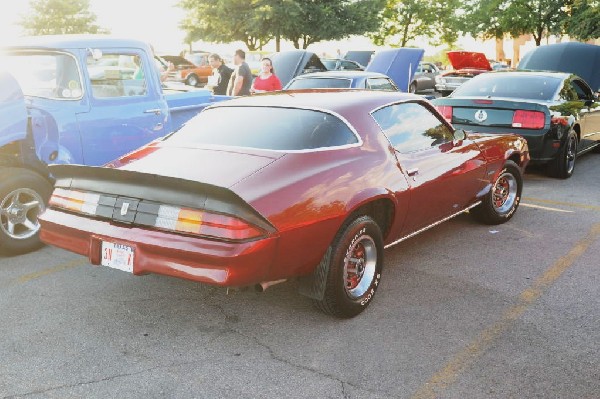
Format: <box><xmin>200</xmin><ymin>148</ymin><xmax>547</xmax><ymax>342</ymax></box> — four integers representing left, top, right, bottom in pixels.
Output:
<box><xmin>208</xmin><ymin>53</ymin><xmax>232</xmax><ymax>95</ymax></box>
<box><xmin>227</xmin><ymin>49</ymin><xmax>253</xmax><ymax>96</ymax></box>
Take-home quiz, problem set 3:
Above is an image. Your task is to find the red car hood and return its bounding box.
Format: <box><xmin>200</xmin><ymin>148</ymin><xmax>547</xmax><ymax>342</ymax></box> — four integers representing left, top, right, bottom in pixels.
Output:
<box><xmin>447</xmin><ymin>51</ymin><xmax>492</xmax><ymax>71</ymax></box>
<box><xmin>112</xmin><ymin>144</ymin><xmax>284</xmax><ymax>188</ymax></box>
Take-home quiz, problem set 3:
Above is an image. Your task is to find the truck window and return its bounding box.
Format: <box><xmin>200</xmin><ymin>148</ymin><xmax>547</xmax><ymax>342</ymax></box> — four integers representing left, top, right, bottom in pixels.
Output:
<box><xmin>5</xmin><ymin>51</ymin><xmax>83</xmax><ymax>100</ymax></box>
<box><xmin>86</xmin><ymin>53</ymin><xmax>147</xmax><ymax>98</ymax></box>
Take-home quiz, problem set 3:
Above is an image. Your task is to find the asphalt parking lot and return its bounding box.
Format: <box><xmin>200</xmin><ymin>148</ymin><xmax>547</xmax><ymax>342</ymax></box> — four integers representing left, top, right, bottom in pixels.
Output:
<box><xmin>1</xmin><ymin>153</ymin><xmax>599</xmax><ymax>399</ymax></box>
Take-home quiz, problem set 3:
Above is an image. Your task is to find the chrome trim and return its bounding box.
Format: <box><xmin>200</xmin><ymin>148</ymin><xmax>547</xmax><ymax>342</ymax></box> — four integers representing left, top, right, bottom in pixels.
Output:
<box><xmin>383</xmin><ymin>201</ymin><xmax>481</xmax><ymax>249</ymax></box>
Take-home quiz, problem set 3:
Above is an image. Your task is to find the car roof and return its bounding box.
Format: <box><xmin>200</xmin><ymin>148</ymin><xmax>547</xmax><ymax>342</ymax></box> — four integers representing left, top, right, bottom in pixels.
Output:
<box><xmin>209</xmin><ymin>90</ymin><xmax>421</xmax><ymax>120</ymax></box>
<box><xmin>293</xmin><ymin>71</ymin><xmax>389</xmax><ymax>79</ymax></box>
<box><xmin>4</xmin><ymin>35</ymin><xmax>151</xmax><ymax>51</ymax></box>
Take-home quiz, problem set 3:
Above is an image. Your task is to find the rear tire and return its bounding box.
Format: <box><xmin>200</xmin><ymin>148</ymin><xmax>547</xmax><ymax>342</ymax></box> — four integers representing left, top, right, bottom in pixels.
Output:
<box><xmin>471</xmin><ymin>160</ymin><xmax>522</xmax><ymax>225</ymax></box>
<box><xmin>547</xmin><ymin>130</ymin><xmax>577</xmax><ymax>179</ymax></box>
<box><xmin>0</xmin><ymin>168</ymin><xmax>52</xmax><ymax>255</ymax></box>
<box><xmin>313</xmin><ymin>216</ymin><xmax>384</xmax><ymax>318</ymax></box>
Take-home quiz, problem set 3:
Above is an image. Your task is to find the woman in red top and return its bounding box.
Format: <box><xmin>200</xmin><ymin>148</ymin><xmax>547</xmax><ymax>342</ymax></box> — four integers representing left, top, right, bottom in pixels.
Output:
<box><xmin>251</xmin><ymin>58</ymin><xmax>282</xmax><ymax>93</ymax></box>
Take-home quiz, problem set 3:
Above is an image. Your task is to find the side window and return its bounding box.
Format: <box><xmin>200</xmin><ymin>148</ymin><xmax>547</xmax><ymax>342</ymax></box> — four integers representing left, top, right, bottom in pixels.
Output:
<box><xmin>87</xmin><ymin>53</ymin><xmax>147</xmax><ymax>98</ymax></box>
<box><xmin>367</xmin><ymin>78</ymin><xmax>397</xmax><ymax>91</ymax></box>
<box><xmin>572</xmin><ymin>80</ymin><xmax>592</xmax><ymax>100</ymax></box>
<box><xmin>372</xmin><ymin>102</ymin><xmax>455</xmax><ymax>153</ymax></box>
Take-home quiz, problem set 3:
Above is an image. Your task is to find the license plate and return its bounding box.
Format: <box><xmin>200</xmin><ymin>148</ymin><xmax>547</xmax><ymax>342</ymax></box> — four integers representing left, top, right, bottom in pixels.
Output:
<box><xmin>100</xmin><ymin>241</ymin><xmax>134</xmax><ymax>273</ymax></box>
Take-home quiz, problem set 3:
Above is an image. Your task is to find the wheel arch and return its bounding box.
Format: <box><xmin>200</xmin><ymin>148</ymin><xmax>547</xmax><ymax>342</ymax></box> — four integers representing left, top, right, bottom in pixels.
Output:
<box><xmin>345</xmin><ymin>192</ymin><xmax>396</xmax><ymax>241</ymax></box>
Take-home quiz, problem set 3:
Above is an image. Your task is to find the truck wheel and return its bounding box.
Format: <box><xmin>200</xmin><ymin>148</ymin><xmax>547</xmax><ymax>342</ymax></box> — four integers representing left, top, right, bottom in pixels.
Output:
<box><xmin>470</xmin><ymin>160</ymin><xmax>522</xmax><ymax>225</ymax></box>
<box><xmin>0</xmin><ymin>168</ymin><xmax>52</xmax><ymax>255</ymax></box>
<box><xmin>186</xmin><ymin>74</ymin><xmax>199</xmax><ymax>87</ymax></box>
<box><xmin>314</xmin><ymin>216</ymin><xmax>383</xmax><ymax>318</ymax></box>
<box><xmin>547</xmin><ymin>130</ymin><xmax>577</xmax><ymax>179</ymax></box>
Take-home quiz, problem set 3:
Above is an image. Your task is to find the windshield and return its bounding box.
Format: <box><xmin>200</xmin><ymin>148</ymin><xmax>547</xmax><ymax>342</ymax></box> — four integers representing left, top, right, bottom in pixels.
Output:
<box><xmin>287</xmin><ymin>77</ymin><xmax>351</xmax><ymax>89</ymax></box>
<box><xmin>4</xmin><ymin>51</ymin><xmax>83</xmax><ymax>100</ymax></box>
<box><xmin>166</xmin><ymin>106</ymin><xmax>359</xmax><ymax>151</ymax></box>
<box><xmin>452</xmin><ymin>73</ymin><xmax>562</xmax><ymax>101</ymax></box>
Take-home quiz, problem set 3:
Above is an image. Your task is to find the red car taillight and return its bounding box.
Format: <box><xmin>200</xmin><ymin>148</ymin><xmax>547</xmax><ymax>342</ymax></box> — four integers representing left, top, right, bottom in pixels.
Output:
<box><xmin>436</xmin><ymin>105</ymin><xmax>453</xmax><ymax>122</ymax></box>
<box><xmin>155</xmin><ymin>206</ymin><xmax>265</xmax><ymax>241</ymax></box>
<box><xmin>512</xmin><ymin>110</ymin><xmax>545</xmax><ymax>129</ymax></box>
<box><xmin>49</xmin><ymin>188</ymin><xmax>265</xmax><ymax>241</ymax></box>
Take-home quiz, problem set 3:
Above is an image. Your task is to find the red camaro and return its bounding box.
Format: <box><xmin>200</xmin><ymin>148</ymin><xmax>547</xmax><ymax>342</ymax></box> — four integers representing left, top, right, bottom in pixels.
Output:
<box><xmin>39</xmin><ymin>91</ymin><xmax>529</xmax><ymax>318</ymax></box>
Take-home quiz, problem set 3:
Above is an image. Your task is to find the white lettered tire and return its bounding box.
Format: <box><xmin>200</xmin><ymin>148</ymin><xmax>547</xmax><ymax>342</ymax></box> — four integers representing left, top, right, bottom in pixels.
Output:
<box><xmin>314</xmin><ymin>216</ymin><xmax>384</xmax><ymax>318</ymax></box>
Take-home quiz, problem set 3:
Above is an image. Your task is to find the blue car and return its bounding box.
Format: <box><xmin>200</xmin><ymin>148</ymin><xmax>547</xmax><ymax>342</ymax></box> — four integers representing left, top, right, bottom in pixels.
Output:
<box><xmin>285</xmin><ymin>71</ymin><xmax>398</xmax><ymax>91</ymax></box>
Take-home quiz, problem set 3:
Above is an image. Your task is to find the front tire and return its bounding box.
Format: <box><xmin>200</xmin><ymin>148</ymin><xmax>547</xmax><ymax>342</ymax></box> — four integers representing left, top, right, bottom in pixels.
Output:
<box><xmin>547</xmin><ymin>130</ymin><xmax>577</xmax><ymax>178</ymax></box>
<box><xmin>0</xmin><ymin>168</ymin><xmax>52</xmax><ymax>255</ymax></box>
<box><xmin>409</xmin><ymin>82</ymin><xmax>417</xmax><ymax>93</ymax></box>
<box><xmin>186</xmin><ymin>74</ymin><xmax>199</xmax><ymax>87</ymax></box>
<box><xmin>314</xmin><ymin>216</ymin><xmax>384</xmax><ymax>318</ymax></box>
<box><xmin>471</xmin><ymin>160</ymin><xmax>522</xmax><ymax>225</ymax></box>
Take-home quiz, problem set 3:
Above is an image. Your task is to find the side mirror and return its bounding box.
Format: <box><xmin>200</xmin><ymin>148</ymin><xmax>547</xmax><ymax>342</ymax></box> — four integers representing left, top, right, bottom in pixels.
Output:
<box><xmin>453</xmin><ymin>129</ymin><xmax>466</xmax><ymax>142</ymax></box>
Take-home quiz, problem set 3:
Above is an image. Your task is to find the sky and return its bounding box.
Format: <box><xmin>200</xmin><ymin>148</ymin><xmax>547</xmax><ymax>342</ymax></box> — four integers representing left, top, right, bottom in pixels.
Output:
<box><xmin>0</xmin><ymin>0</ymin><xmax>506</xmax><ymax>59</ymax></box>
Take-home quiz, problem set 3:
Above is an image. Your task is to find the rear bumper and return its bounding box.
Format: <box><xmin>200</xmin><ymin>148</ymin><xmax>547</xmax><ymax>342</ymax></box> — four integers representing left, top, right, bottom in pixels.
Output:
<box><xmin>39</xmin><ymin>209</ymin><xmax>278</xmax><ymax>287</ymax></box>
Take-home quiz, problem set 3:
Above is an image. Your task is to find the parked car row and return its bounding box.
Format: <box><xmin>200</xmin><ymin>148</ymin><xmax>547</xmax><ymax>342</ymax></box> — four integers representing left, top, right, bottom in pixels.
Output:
<box><xmin>3</xmin><ymin>36</ymin><xmax>598</xmax><ymax>319</ymax></box>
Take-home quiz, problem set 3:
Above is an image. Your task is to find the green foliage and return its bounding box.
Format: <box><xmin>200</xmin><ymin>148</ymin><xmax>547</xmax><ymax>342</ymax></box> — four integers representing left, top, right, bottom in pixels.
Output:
<box><xmin>370</xmin><ymin>0</ymin><xmax>462</xmax><ymax>47</ymax></box>
<box><xmin>21</xmin><ymin>0</ymin><xmax>106</xmax><ymax>35</ymax></box>
<box><xmin>179</xmin><ymin>0</ymin><xmax>384</xmax><ymax>50</ymax></box>
<box><xmin>567</xmin><ymin>0</ymin><xmax>600</xmax><ymax>41</ymax></box>
<box><xmin>464</xmin><ymin>0</ymin><xmax>598</xmax><ymax>45</ymax></box>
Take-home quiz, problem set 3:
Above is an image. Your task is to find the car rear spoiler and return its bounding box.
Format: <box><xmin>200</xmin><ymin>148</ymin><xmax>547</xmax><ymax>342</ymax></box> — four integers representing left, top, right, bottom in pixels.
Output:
<box><xmin>48</xmin><ymin>164</ymin><xmax>276</xmax><ymax>234</ymax></box>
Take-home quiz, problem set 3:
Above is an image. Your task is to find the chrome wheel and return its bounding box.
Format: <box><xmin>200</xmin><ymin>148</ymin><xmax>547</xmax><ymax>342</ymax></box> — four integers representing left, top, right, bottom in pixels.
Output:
<box><xmin>0</xmin><ymin>188</ymin><xmax>45</xmax><ymax>240</ymax></box>
<box><xmin>344</xmin><ymin>235</ymin><xmax>377</xmax><ymax>299</ymax></box>
<box><xmin>565</xmin><ymin>134</ymin><xmax>577</xmax><ymax>175</ymax></box>
<box><xmin>492</xmin><ymin>172</ymin><xmax>517</xmax><ymax>215</ymax></box>
<box><xmin>186</xmin><ymin>75</ymin><xmax>198</xmax><ymax>86</ymax></box>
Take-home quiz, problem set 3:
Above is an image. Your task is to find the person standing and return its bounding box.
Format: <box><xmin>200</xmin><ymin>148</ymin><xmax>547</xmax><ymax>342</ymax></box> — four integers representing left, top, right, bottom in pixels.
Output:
<box><xmin>250</xmin><ymin>57</ymin><xmax>282</xmax><ymax>93</ymax></box>
<box><xmin>226</xmin><ymin>49</ymin><xmax>253</xmax><ymax>96</ymax></box>
<box><xmin>208</xmin><ymin>53</ymin><xmax>233</xmax><ymax>95</ymax></box>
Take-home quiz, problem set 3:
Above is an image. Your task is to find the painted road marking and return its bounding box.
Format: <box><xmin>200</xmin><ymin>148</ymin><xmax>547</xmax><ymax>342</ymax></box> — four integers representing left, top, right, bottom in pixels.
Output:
<box><xmin>520</xmin><ymin>203</ymin><xmax>574</xmax><ymax>213</ymax></box>
<box><xmin>523</xmin><ymin>197</ymin><xmax>600</xmax><ymax>212</ymax></box>
<box><xmin>8</xmin><ymin>258</ymin><xmax>87</xmax><ymax>287</ymax></box>
<box><xmin>411</xmin><ymin>222</ymin><xmax>600</xmax><ymax>399</ymax></box>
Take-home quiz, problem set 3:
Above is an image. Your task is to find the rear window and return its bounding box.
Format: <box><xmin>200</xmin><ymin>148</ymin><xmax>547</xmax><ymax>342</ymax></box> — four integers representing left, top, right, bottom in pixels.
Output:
<box><xmin>166</xmin><ymin>106</ymin><xmax>359</xmax><ymax>151</ymax></box>
<box><xmin>287</xmin><ymin>78</ymin><xmax>351</xmax><ymax>89</ymax></box>
<box><xmin>452</xmin><ymin>73</ymin><xmax>562</xmax><ymax>100</ymax></box>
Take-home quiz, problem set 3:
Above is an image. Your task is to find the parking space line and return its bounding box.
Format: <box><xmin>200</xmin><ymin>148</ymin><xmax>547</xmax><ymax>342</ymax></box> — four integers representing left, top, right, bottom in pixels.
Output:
<box><xmin>523</xmin><ymin>197</ymin><xmax>600</xmax><ymax>212</ymax></box>
<box><xmin>410</xmin><ymin>222</ymin><xmax>600</xmax><ymax>399</ymax></box>
<box><xmin>16</xmin><ymin>258</ymin><xmax>87</xmax><ymax>285</ymax></box>
<box><xmin>520</xmin><ymin>203</ymin><xmax>574</xmax><ymax>213</ymax></box>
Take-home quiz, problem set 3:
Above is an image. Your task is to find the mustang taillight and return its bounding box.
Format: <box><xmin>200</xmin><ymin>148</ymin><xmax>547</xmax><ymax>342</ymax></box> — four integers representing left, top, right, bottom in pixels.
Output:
<box><xmin>49</xmin><ymin>188</ymin><xmax>100</xmax><ymax>215</ymax></box>
<box><xmin>512</xmin><ymin>110</ymin><xmax>545</xmax><ymax>129</ymax></box>
<box><xmin>436</xmin><ymin>105</ymin><xmax>453</xmax><ymax>122</ymax></box>
<box><xmin>155</xmin><ymin>205</ymin><xmax>264</xmax><ymax>240</ymax></box>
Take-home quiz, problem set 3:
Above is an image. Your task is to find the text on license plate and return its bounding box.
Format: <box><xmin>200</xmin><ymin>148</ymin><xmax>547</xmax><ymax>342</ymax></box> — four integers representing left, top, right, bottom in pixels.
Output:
<box><xmin>101</xmin><ymin>241</ymin><xmax>134</xmax><ymax>273</ymax></box>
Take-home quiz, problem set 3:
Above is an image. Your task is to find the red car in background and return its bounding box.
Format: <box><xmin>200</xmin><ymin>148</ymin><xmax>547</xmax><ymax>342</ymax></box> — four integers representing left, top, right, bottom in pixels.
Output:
<box><xmin>39</xmin><ymin>91</ymin><xmax>529</xmax><ymax>318</ymax></box>
<box><xmin>435</xmin><ymin>51</ymin><xmax>493</xmax><ymax>96</ymax></box>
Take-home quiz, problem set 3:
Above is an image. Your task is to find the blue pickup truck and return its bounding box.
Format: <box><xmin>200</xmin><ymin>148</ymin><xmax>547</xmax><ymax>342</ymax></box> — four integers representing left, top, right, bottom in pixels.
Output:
<box><xmin>0</xmin><ymin>35</ymin><xmax>229</xmax><ymax>254</ymax></box>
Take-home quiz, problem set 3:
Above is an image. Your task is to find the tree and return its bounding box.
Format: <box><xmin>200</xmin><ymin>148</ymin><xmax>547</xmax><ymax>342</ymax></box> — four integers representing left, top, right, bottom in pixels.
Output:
<box><xmin>179</xmin><ymin>0</ymin><xmax>384</xmax><ymax>51</ymax></box>
<box><xmin>501</xmin><ymin>0</ymin><xmax>569</xmax><ymax>46</ymax></box>
<box><xmin>179</xmin><ymin>0</ymin><xmax>271</xmax><ymax>51</ymax></box>
<box><xmin>21</xmin><ymin>0</ymin><xmax>105</xmax><ymax>35</ymax></box>
<box><xmin>278</xmin><ymin>0</ymin><xmax>385</xmax><ymax>49</ymax></box>
<box><xmin>566</xmin><ymin>0</ymin><xmax>600</xmax><ymax>41</ymax></box>
<box><xmin>370</xmin><ymin>0</ymin><xmax>461</xmax><ymax>47</ymax></box>
<box><xmin>462</xmin><ymin>0</ymin><xmax>507</xmax><ymax>41</ymax></box>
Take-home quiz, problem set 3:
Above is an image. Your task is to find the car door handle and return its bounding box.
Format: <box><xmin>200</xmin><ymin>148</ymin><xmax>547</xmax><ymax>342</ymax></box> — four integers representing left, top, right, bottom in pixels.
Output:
<box><xmin>144</xmin><ymin>108</ymin><xmax>162</xmax><ymax>115</ymax></box>
<box><xmin>407</xmin><ymin>168</ymin><xmax>419</xmax><ymax>177</ymax></box>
